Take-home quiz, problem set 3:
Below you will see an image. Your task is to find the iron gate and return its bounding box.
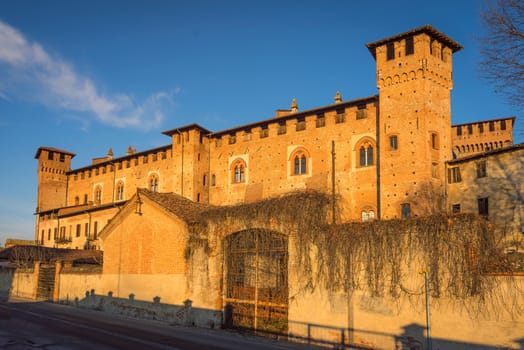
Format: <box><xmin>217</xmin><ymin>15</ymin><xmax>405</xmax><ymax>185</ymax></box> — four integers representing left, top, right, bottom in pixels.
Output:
<box><xmin>224</xmin><ymin>229</ymin><xmax>288</xmax><ymax>335</ymax></box>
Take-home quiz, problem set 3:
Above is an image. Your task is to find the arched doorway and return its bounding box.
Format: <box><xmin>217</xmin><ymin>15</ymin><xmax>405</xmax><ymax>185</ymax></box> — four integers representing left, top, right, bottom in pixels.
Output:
<box><xmin>224</xmin><ymin>229</ymin><xmax>288</xmax><ymax>335</ymax></box>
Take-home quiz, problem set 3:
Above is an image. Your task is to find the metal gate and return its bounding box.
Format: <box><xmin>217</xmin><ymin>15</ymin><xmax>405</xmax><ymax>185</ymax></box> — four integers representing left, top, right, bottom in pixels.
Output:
<box><xmin>36</xmin><ymin>263</ymin><xmax>55</xmax><ymax>301</ymax></box>
<box><xmin>224</xmin><ymin>229</ymin><xmax>288</xmax><ymax>335</ymax></box>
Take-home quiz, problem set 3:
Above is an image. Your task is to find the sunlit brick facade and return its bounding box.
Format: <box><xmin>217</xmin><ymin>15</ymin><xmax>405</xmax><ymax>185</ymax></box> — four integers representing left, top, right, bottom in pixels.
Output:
<box><xmin>34</xmin><ymin>25</ymin><xmax>517</xmax><ymax>249</ymax></box>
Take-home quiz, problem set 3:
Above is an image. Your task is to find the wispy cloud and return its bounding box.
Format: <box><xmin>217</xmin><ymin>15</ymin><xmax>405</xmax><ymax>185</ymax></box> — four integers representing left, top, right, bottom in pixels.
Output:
<box><xmin>0</xmin><ymin>20</ymin><xmax>175</xmax><ymax>129</ymax></box>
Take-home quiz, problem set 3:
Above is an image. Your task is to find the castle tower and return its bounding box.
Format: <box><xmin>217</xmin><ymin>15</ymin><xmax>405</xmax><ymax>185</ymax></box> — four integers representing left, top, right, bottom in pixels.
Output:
<box><xmin>34</xmin><ymin>147</ymin><xmax>75</xmax><ymax>213</ymax></box>
<box><xmin>366</xmin><ymin>26</ymin><xmax>462</xmax><ymax>219</ymax></box>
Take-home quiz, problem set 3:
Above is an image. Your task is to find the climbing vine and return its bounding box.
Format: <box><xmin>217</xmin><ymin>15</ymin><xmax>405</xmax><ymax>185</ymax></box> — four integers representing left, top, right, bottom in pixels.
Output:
<box><xmin>183</xmin><ymin>190</ymin><xmax>518</xmax><ymax>308</ymax></box>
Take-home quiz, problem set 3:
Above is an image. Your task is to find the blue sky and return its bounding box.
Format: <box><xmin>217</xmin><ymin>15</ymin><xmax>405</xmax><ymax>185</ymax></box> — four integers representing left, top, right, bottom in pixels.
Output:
<box><xmin>0</xmin><ymin>1</ymin><xmax>521</xmax><ymax>246</ymax></box>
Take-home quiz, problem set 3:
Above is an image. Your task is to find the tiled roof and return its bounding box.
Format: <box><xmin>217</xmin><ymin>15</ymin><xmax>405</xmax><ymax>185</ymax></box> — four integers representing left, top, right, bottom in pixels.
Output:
<box><xmin>0</xmin><ymin>246</ymin><xmax>102</xmax><ymax>264</ymax></box>
<box><xmin>138</xmin><ymin>189</ymin><xmax>212</xmax><ymax>223</ymax></box>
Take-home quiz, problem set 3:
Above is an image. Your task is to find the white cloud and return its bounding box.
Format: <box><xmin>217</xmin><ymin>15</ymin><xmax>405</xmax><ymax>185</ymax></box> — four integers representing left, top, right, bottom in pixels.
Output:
<box><xmin>0</xmin><ymin>20</ymin><xmax>175</xmax><ymax>129</ymax></box>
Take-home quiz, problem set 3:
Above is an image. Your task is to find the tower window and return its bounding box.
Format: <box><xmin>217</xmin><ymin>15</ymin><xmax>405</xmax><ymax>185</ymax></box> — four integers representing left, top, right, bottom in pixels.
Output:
<box><xmin>59</xmin><ymin>154</ymin><xmax>65</xmax><ymax>162</ymax></box>
<box><xmin>479</xmin><ymin>123</ymin><xmax>484</xmax><ymax>133</ymax></box>
<box><xmin>48</xmin><ymin>151</ymin><xmax>54</xmax><ymax>160</ymax></box>
<box><xmin>431</xmin><ymin>133</ymin><xmax>439</xmax><ymax>149</ymax></box>
<box><xmin>405</xmin><ymin>36</ymin><xmax>414</xmax><ymax>55</ymax></box>
<box><xmin>457</xmin><ymin>126</ymin><xmax>462</xmax><ymax>136</ymax></box>
<box><xmin>489</xmin><ymin>121</ymin><xmax>495</xmax><ymax>131</ymax></box>
<box><xmin>501</xmin><ymin>120</ymin><xmax>506</xmax><ymax>130</ymax></box>
<box><xmin>389</xmin><ymin>135</ymin><xmax>398</xmax><ymax>150</ymax></box>
<box><xmin>386</xmin><ymin>42</ymin><xmax>395</xmax><ymax>60</ymax></box>
<box><xmin>432</xmin><ymin>162</ymin><xmax>438</xmax><ymax>178</ymax></box>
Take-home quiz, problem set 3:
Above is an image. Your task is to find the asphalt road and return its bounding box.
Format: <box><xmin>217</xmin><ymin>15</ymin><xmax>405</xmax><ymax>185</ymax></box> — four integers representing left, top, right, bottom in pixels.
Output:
<box><xmin>0</xmin><ymin>299</ymin><xmax>318</xmax><ymax>350</ymax></box>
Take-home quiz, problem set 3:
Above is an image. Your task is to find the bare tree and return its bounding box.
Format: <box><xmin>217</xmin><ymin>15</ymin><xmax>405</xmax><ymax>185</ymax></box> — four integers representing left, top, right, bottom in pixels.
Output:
<box><xmin>480</xmin><ymin>0</ymin><xmax>524</xmax><ymax>107</ymax></box>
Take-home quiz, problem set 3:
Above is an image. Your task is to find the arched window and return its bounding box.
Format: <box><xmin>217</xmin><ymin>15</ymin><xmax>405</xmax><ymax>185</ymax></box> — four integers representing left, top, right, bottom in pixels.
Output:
<box><xmin>116</xmin><ymin>181</ymin><xmax>124</xmax><ymax>201</ymax></box>
<box><xmin>294</xmin><ymin>153</ymin><xmax>307</xmax><ymax>175</ymax></box>
<box><xmin>289</xmin><ymin>147</ymin><xmax>310</xmax><ymax>176</ymax></box>
<box><xmin>231</xmin><ymin>159</ymin><xmax>246</xmax><ymax>184</ymax></box>
<box><xmin>361</xmin><ymin>209</ymin><xmax>375</xmax><ymax>222</ymax></box>
<box><xmin>359</xmin><ymin>144</ymin><xmax>374</xmax><ymax>167</ymax></box>
<box><xmin>94</xmin><ymin>186</ymin><xmax>102</xmax><ymax>204</ymax></box>
<box><xmin>355</xmin><ymin>138</ymin><xmax>375</xmax><ymax>168</ymax></box>
<box><xmin>149</xmin><ymin>174</ymin><xmax>159</xmax><ymax>192</ymax></box>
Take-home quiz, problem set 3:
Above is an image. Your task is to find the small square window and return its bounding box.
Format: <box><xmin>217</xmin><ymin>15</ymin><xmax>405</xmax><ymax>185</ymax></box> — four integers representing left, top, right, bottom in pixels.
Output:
<box><xmin>296</xmin><ymin>117</ymin><xmax>306</xmax><ymax>131</ymax></box>
<box><xmin>452</xmin><ymin>204</ymin><xmax>461</xmax><ymax>214</ymax></box>
<box><xmin>335</xmin><ymin>108</ymin><xmax>345</xmax><ymax>123</ymax></box>
<box><xmin>356</xmin><ymin>105</ymin><xmax>367</xmax><ymax>120</ymax></box>
<box><xmin>260</xmin><ymin>126</ymin><xmax>269</xmax><ymax>138</ymax></box>
<box><xmin>277</xmin><ymin>122</ymin><xmax>286</xmax><ymax>135</ymax></box>
<box><xmin>405</xmin><ymin>37</ymin><xmax>414</xmax><ymax>55</ymax></box>
<box><xmin>386</xmin><ymin>42</ymin><xmax>395</xmax><ymax>60</ymax></box>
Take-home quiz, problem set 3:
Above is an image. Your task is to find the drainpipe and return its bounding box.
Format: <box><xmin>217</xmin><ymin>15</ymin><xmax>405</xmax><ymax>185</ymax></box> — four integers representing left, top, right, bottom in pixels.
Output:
<box><xmin>331</xmin><ymin>140</ymin><xmax>336</xmax><ymax>224</ymax></box>
<box><xmin>207</xmin><ymin>134</ymin><xmax>211</xmax><ymax>204</ymax></box>
<box><xmin>375</xmin><ymin>95</ymin><xmax>381</xmax><ymax>219</ymax></box>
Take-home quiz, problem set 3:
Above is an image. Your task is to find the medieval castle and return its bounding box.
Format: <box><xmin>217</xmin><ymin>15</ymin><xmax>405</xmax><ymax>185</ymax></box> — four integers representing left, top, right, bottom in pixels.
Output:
<box><xmin>34</xmin><ymin>25</ymin><xmax>518</xmax><ymax>250</ymax></box>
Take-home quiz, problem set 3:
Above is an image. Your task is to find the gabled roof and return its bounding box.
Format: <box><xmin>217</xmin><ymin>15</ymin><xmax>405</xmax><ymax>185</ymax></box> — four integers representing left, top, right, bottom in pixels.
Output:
<box><xmin>137</xmin><ymin>189</ymin><xmax>211</xmax><ymax>223</ymax></box>
<box><xmin>366</xmin><ymin>24</ymin><xmax>463</xmax><ymax>59</ymax></box>
<box><xmin>34</xmin><ymin>146</ymin><xmax>76</xmax><ymax>159</ymax></box>
<box><xmin>98</xmin><ymin>189</ymin><xmax>212</xmax><ymax>241</ymax></box>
